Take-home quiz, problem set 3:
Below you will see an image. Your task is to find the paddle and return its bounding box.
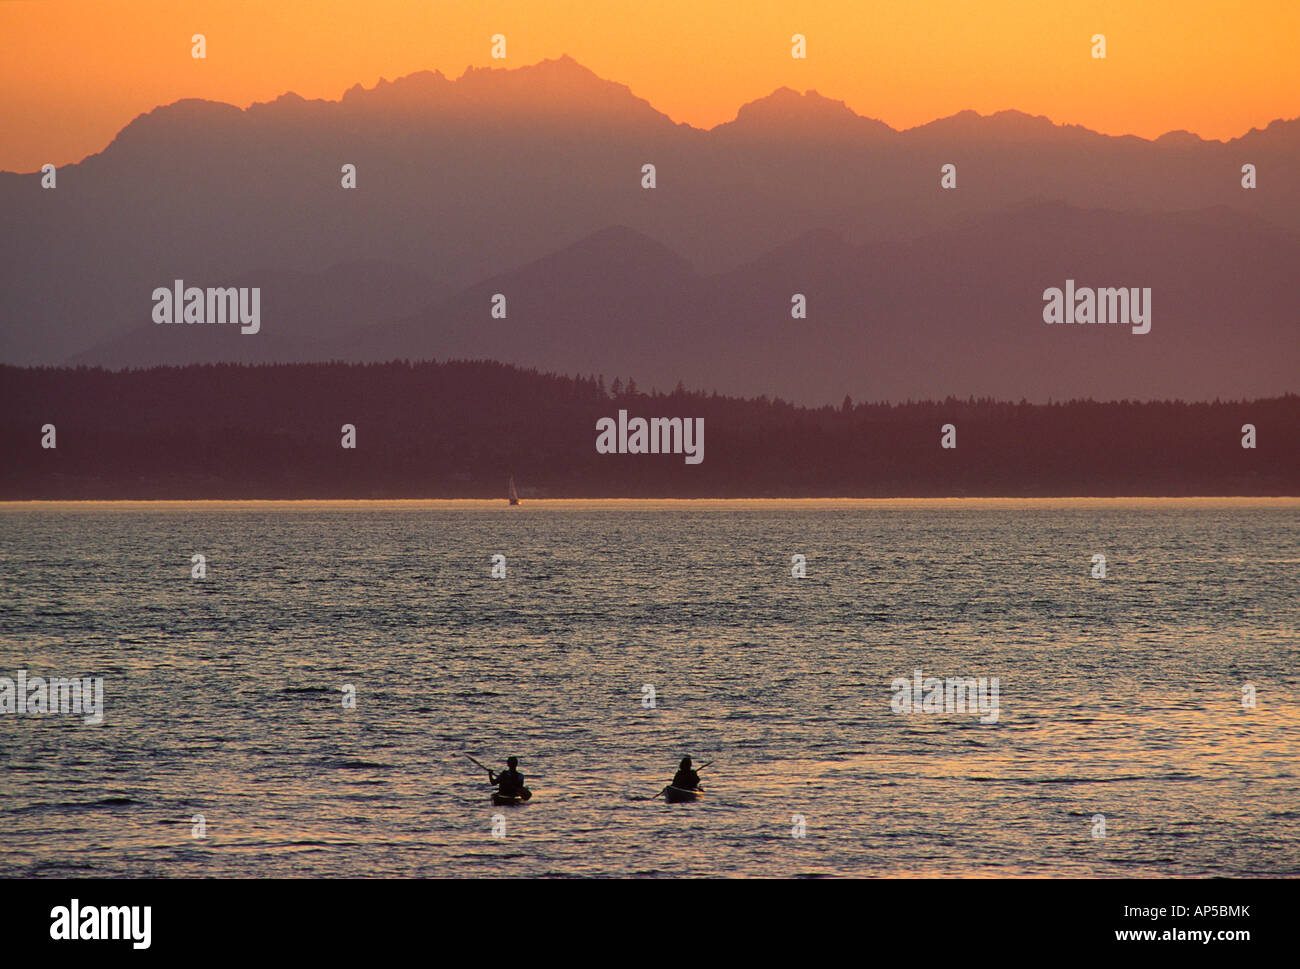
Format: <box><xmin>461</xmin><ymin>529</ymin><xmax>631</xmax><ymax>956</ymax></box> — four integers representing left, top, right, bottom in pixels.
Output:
<box><xmin>464</xmin><ymin>754</ymin><xmax>494</xmax><ymax>780</ymax></box>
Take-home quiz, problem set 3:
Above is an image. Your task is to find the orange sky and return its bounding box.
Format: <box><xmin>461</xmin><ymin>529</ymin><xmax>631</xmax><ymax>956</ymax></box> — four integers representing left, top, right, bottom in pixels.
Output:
<box><xmin>2</xmin><ymin>0</ymin><xmax>1298</xmax><ymax>172</ymax></box>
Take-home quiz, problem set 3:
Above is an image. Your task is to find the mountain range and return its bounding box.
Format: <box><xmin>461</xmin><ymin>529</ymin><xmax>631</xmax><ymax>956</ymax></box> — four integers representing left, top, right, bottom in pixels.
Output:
<box><xmin>3</xmin><ymin>56</ymin><xmax>1297</xmax><ymax>403</ymax></box>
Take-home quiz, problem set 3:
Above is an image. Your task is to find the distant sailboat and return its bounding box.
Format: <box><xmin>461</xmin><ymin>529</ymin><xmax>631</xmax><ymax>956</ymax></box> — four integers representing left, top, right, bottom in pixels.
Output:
<box><xmin>508</xmin><ymin>475</ymin><xmax>520</xmax><ymax>505</ymax></box>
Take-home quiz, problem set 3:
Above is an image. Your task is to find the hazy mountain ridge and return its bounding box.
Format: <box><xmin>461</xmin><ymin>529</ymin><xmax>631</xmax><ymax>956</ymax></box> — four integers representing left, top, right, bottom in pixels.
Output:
<box><xmin>3</xmin><ymin>56</ymin><xmax>1297</xmax><ymax>399</ymax></box>
<box><xmin>70</xmin><ymin>202</ymin><xmax>1300</xmax><ymax>405</ymax></box>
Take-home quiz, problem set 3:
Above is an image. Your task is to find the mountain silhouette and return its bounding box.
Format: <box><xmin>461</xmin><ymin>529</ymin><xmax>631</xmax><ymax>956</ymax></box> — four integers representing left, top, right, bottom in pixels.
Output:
<box><xmin>3</xmin><ymin>56</ymin><xmax>1297</xmax><ymax>404</ymax></box>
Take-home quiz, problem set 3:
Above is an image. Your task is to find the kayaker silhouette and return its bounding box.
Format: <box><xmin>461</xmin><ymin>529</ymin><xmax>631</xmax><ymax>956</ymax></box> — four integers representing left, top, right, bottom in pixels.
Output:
<box><xmin>490</xmin><ymin>756</ymin><xmax>526</xmax><ymax>797</ymax></box>
<box><xmin>671</xmin><ymin>756</ymin><xmax>701</xmax><ymax>791</ymax></box>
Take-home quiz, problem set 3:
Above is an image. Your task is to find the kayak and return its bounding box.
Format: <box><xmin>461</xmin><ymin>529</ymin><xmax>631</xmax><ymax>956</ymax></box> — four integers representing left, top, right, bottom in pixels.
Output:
<box><xmin>662</xmin><ymin>785</ymin><xmax>701</xmax><ymax>803</ymax></box>
<box><xmin>492</xmin><ymin>787</ymin><xmax>532</xmax><ymax>806</ymax></box>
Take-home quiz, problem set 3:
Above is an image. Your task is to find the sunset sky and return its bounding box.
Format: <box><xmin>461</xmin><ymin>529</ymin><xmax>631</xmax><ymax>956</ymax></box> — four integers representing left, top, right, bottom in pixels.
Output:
<box><xmin>2</xmin><ymin>0</ymin><xmax>1298</xmax><ymax>172</ymax></box>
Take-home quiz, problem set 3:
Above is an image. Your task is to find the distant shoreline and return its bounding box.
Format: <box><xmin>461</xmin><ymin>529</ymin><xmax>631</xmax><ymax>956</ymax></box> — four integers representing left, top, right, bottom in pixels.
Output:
<box><xmin>3</xmin><ymin>361</ymin><xmax>1297</xmax><ymax>500</ymax></box>
<box><xmin>3</xmin><ymin>497</ymin><xmax>1297</xmax><ymax>509</ymax></box>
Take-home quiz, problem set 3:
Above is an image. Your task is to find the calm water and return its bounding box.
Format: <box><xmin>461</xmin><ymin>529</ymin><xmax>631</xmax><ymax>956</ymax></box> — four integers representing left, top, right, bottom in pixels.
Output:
<box><xmin>1</xmin><ymin>499</ymin><xmax>1297</xmax><ymax>878</ymax></box>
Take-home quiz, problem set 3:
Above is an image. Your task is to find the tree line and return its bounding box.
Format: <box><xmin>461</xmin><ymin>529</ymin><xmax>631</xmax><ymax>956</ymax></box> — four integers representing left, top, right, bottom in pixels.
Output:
<box><xmin>1</xmin><ymin>361</ymin><xmax>1295</xmax><ymax>498</ymax></box>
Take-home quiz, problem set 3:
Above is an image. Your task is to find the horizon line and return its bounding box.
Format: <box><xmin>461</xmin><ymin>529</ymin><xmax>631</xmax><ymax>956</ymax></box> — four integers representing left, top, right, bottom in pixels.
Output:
<box><xmin>5</xmin><ymin>497</ymin><xmax>1298</xmax><ymax>507</ymax></box>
